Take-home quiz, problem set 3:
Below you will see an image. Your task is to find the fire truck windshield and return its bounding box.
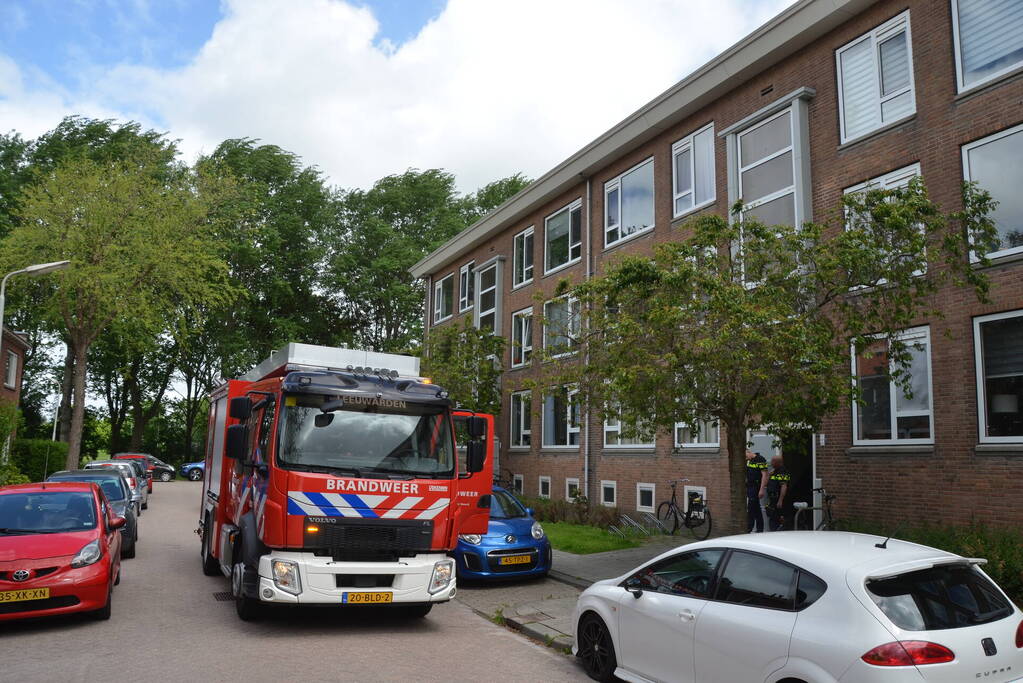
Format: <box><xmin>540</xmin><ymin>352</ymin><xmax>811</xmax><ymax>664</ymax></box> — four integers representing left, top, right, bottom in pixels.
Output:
<box><xmin>278</xmin><ymin>394</ymin><xmax>454</xmax><ymax>478</ymax></box>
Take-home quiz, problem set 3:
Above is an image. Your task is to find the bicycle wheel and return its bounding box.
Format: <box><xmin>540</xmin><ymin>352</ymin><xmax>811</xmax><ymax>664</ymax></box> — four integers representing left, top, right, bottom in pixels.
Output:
<box><xmin>656</xmin><ymin>501</ymin><xmax>680</xmax><ymax>534</ymax></box>
<box><xmin>687</xmin><ymin>507</ymin><xmax>712</xmax><ymax>540</ymax></box>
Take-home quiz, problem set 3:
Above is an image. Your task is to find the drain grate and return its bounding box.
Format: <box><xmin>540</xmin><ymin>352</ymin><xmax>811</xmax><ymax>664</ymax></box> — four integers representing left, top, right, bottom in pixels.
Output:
<box><xmin>212</xmin><ymin>591</ymin><xmax>233</xmax><ymax>602</ymax></box>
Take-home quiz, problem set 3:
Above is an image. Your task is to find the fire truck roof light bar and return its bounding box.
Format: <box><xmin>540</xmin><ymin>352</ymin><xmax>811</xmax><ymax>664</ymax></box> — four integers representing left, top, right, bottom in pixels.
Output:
<box><xmin>241</xmin><ymin>343</ymin><xmax>421</xmax><ymax>382</ymax></box>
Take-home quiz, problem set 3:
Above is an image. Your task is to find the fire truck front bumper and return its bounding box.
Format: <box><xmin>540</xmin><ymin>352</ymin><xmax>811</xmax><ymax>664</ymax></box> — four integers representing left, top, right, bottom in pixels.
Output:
<box><xmin>256</xmin><ymin>551</ymin><xmax>457</xmax><ymax>605</ymax></box>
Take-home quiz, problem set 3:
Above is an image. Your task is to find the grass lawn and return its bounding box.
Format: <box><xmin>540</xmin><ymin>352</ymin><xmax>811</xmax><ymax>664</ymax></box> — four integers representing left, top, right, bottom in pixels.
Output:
<box><xmin>543</xmin><ymin>521</ymin><xmax>642</xmax><ymax>554</ymax></box>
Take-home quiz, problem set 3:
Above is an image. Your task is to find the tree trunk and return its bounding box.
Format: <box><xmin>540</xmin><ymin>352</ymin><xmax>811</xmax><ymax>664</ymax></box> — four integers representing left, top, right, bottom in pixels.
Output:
<box><xmin>65</xmin><ymin>342</ymin><xmax>89</xmax><ymax>469</ymax></box>
<box><xmin>725</xmin><ymin>418</ymin><xmax>750</xmax><ymax>535</ymax></box>
<box><xmin>58</xmin><ymin>345</ymin><xmax>74</xmax><ymax>442</ymax></box>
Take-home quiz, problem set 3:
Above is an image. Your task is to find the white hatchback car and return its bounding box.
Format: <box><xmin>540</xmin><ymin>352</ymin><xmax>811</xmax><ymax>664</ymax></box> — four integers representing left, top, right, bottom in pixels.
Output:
<box><xmin>572</xmin><ymin>531</ymin><xmax>1022</xmax><ymax>683</ymax></box>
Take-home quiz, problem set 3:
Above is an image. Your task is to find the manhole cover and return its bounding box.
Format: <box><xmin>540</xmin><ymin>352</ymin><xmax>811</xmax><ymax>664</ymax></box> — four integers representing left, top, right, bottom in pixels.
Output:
<box><xmin>212</xmin><ymin>591</ymin><xmax>233</xmax><ymax>602</ymax></box>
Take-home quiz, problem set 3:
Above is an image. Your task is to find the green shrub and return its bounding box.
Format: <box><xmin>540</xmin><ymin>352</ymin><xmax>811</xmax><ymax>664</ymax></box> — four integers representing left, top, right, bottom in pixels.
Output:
<box><xmin>520</xmin><ymin>495</ymin><xmax>624</xmax><ymax>528</ymax></box>
<box><xmin>844</xmin><ymin>519</ymin><xmax>1023</xmax><ymax>607</ymax></box>
<box><xmin>10</xmin><ymin>439</ymin><xmax>69</xmax><ymax>482</ymax></box>
<box><xmin>0</xmin><ymin>462</ymin><xmax>30</xmax><ymax>486</ymax></box>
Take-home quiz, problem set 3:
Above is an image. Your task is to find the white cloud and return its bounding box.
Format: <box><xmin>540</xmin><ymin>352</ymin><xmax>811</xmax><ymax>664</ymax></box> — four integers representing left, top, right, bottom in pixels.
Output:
<box><xmin>2</xmin><ymin>0</ymin><xmax>793</xmax><ymax>190</ymax></box>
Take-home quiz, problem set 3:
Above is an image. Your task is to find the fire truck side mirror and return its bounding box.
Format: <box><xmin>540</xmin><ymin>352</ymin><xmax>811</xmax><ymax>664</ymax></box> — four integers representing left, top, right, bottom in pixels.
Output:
<box><xmin>466</xmin><ymin>440</ymin><xmax>485</xmax><ymax>474</ymax></box>
<box><xmin>465</xmin><ymin>416</ymin><xmax>486</xmax><ymax>439</ymax></box>
<box><xmin>225</xmin><ymin>424</ymin><xmax>249</xmax><ymax>461</ymax></box>
<box><xmin>229</xmin><ymin>397</ymin><xmax>252</xmax><ymax>421</ymax></box>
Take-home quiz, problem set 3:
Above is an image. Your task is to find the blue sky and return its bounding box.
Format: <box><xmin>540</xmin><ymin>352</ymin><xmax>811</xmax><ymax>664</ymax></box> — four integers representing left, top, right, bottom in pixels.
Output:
<box><xmin>0</xmin><ymin>0</ymin><xmax>792</xmax><ymax>191</ymax></box>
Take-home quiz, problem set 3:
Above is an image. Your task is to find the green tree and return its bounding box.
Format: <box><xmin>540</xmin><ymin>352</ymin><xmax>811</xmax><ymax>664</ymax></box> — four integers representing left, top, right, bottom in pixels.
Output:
<box><xmin>458</xmin><ymin>173</ymin><xmax>531</xmax><ymax>225</ymax></box>
<box><xmin>422</xmin><ymin>317</ymin><xmax>506</xmax><ymax>414</ymax></box>
<box><xmin>548</xmin><ymin>181</ymin><xmax>997</xmax><ymax>531</ymax></box>
<box><xmin>2</xmin><ymin>154</ymin><xmax>235</xmax><ymax>468</ymax></box>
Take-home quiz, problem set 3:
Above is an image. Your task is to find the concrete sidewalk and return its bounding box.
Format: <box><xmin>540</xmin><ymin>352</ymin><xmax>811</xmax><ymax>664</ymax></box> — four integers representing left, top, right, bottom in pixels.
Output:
<box><xmin>462</xmin><ymin>535</ymin><xmax>699</xmax><ymax>651</ymax></box>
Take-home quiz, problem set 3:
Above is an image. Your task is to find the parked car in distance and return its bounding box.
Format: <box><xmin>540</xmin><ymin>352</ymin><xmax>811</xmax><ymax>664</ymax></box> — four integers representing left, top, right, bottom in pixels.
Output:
<box><xmin>114</xmin><ymin>453</ymin><xmax>154</xmax><ymax>494</ymax></box>
<box><xmin>453</xmin><ymin>486</ymin><xmax>551</xmax><ymax>580</ymax></box>
<box><xmin>46</xmin><ymin>470</ymin><xmax>138</xmax><ymax>559</ymax></box>
<box><xmin>84</xmin><ymin>460</ymin><xmax>147</xmax><ymax>513</ymax></box>
<box><xmin>180</xmin><ymin>461</ymin><xmax>205</xmax><ymax>481</ymax></box>
<box><xmin>145</xmin><ymin>456</ymin><xmax>175</xmax><ymax>482</ymax></box>
<box><xmin>572</xmin><ymin>531</ymin><xmax>1023</xmax><ymax>683</ymax></box>
<box><xmin>0</xmin><ymin>481</ymin><xmax>123</xmax><ymax>621</ymax></box>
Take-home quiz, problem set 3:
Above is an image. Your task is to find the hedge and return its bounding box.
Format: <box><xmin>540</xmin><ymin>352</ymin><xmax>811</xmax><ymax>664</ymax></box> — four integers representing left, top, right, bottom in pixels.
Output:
<box><xmin>518</xmin><ymin>495</ymin><xmax>623</xmax><ymax>528</ymax></box>
<box><xmin>10</xmin><ymin>439</ymin><xmax>69</xmax><ymax>482</ymax></box>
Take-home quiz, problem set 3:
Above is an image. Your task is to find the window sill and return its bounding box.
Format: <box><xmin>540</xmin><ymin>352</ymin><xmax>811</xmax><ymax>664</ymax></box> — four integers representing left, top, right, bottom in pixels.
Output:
<box><xmin>508</xmin><ymin>446</ymin><xmax>531</xmax><ymax>452</ymax></box>
<box><xmin>974</xmin><ymin>443</ymin><xmax>1023</xmax><ymax>457</ymax></box>
<box><xmin>954</xmin><ymin>64</ymin><xmax>1023</xmax><ymax>103</ymax></box>
<box><xmin>540</xmin><ymin>448</ymin><xmax>580</xmax><ymax>455</ymax></box>
<box><xmin>543</xmin><ymin>258</ymin><xmax>582</xmax><ymax>279</ymax></box>
<box><xmin>601</xmin><ymin>448</ymin><xmax>656</xmax><ymax>456</ymax></box>
<box><xmin>603</xmin><ymin>226</ymin><xmax>655</xmax><ymax>253</ymax></box>
<box><xmin>837</xmin><ymin>114</ymin><xmax>916</xmax><ymax>151</ymax></box>
<box><xmin>636</xmin><ymin>507</ymin><xmax>655</xmax><ymax>515</ymax></box>
<box><xmin>672</xmin><ymin>447</ymin><xmax>720</xmax><ymax>457</ymax></box>
<box><xmin>433</xmin><ymin>314</ymin><xmax>453</xmax><ymax>325</ymax></box>
<box><xmin>846</xmin><ymin>444</ymin><xmax>934</xmax><ymax>457</ymax></box>
<box><xmin>972</xmin><ymin>248</ymin><xmax>1023</xmax><ymax>269</ymax></box>
<box><xmin>511</xmin><ymin>279</ymin><xmax>534</xmax><ymax>291</ymax></box>
<box><xmin>458</xmin><ymin>305</ymin><xmax>473</xmax><ymax>314</ymax></box>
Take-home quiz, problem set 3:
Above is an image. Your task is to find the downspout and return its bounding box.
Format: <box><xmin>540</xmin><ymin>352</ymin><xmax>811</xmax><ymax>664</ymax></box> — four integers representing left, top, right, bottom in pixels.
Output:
<box><xmin>583</xmin><ymin>176</ymin><xmax>592</xmax><ymax>502</ymax></box>
<box><xmin>423</xmin><ymin>275</ymin><xmax>432</xmax><ymax>354</ymax></box>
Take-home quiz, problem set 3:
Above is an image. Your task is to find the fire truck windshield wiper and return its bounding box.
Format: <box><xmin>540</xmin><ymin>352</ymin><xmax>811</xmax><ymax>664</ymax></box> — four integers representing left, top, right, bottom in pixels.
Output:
<box><xmin>366</xmin><ymin>467</ymin><xmax>416</xmax><ymax>480</ymax></box>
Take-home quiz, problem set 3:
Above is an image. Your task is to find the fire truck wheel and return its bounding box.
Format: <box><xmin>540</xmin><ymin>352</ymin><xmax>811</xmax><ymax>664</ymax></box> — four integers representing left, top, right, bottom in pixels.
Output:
<box><xmin>232</xmin><ymin>562</ymin><xmax>262</xmax><ymax>621</ymax></box>
<box><xmin>403</xmin><ymin>604</ymin><xmax>432</xmax><ymax>618</ymax></box>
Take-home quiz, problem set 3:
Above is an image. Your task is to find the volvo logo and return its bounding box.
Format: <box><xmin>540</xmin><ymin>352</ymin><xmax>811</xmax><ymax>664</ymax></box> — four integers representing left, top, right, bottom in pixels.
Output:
<box><xmin>12</xmin><ymin>569</ymin><xmax>30</xmax><ymax>582</ymax></box>
<box><xmin>505</xmin><ymin>534</ymin><xmax>516</xmax><ymax>544</ymax></box>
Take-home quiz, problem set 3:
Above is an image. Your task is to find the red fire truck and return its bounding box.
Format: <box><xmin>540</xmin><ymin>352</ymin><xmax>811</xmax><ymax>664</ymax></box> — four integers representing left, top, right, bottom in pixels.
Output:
<box><xmin>197</xmin><ymin>343</ymin><xmax>493</xmax><ymax>620</ymax></box>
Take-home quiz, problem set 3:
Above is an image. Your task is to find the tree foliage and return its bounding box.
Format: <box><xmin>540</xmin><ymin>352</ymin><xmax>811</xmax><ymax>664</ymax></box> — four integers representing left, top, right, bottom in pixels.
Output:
<box><xmin>545</xmin><ymin>180</ymin><xmax>997</xmax><ymax>530</ymax></box>
<box><xmin>422</xmin><ymin>317</ymin><xmax>506</xmax><ymax>415</ymax></box>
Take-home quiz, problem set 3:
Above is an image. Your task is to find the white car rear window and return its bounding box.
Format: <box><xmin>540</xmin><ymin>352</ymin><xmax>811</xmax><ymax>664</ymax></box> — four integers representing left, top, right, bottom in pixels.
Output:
<box><xmin>866</xmin><ymin>564</ymin><xmax>1012</xmax><ymax>630</ymax></box>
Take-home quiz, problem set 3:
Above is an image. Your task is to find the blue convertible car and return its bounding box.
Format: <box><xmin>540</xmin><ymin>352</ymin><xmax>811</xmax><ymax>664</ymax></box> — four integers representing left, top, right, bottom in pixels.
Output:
<box><xmin>454</xmin><ymin>486</ymin><xmax>552</xmax><ymax>580</ymax></box>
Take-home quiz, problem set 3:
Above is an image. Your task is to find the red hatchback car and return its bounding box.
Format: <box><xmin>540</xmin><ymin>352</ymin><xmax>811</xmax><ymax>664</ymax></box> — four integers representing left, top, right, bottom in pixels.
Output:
<box><xmin>0</xmin><ymin>482</ymin><xmax>123</xmax><ymax>622</ymax></box>
<box><xmin>114</xmin><ymin>453</ymin><xmax>154</xmax><ymax>494</ymax></box>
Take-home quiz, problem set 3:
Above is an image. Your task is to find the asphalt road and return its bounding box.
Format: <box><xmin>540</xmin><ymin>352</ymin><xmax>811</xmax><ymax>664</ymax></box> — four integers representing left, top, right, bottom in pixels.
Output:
<box><xmin>0</xmin><ymin>480</ymin><xmax>587</xmax><ymax>683</ymax></box>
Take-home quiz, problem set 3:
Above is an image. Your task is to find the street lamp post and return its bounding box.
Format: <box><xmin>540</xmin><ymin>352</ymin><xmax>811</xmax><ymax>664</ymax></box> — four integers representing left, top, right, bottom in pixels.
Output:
<box><xmin>0</xmin><ymin>260</ymin><xmax>72</xmax><ymax>339</ymax></box>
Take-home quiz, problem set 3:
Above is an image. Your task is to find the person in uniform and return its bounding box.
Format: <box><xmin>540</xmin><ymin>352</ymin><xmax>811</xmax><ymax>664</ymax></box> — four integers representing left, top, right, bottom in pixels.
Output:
<box><xmin>745</xmin><ymin>449</ymin><xmax>769</xmax><ymax>533</ymax></box>
<box><xmin>765</xmin><ymin>455</ymin><xmax>791</xmax><ymax>531</ymax></box>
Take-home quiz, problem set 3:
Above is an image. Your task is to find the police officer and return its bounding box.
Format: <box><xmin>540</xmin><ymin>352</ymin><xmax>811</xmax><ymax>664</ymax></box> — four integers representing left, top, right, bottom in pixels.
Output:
<box><xmin>745</xmin><ymin>449</ymin><xmax>768</xmax><ymax>533</ymax></box>
<box><xmin>765</xmin><ymin>455</ymin><xmax>791</xmax><ymax>531</ymax></box>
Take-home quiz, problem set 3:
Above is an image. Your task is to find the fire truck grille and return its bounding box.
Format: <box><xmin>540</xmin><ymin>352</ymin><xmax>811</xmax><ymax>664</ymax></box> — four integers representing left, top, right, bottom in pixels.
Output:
<box><xmin>305</xmin><ymin>517</ymin><xmax>434</xmax><ymax>562</ymax></box>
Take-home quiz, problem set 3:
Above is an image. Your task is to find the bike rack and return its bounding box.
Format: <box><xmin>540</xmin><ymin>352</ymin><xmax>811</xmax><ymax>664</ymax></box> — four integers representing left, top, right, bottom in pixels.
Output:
<box><xmin>618</xmin><ymin>514</ymin><xmax>651</xmax><ymax>536</ymax></box>
<box><xmin>607</xmin><ymin>524</ymin><xmax>625</xmax><ymax>538</ymax></box>
<box><xmin>642</xmin><ymin>512</ymin><xmax>670</xmax><ymax>534</ymax></box>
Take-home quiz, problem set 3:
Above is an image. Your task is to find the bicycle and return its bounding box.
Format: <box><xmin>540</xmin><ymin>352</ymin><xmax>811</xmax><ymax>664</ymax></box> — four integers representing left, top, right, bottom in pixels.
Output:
<box><xmin>656</xmin><ymin>479</ymin><xmax>712</xmax><ymax>540</ymax></box>
<box><xmin>793</xmin><ymin>487</ymin><xmax>840</xmax><ymax>530</ymax></box>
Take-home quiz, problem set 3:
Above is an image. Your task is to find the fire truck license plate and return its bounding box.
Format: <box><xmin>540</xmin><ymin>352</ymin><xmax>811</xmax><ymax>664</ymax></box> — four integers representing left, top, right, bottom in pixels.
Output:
<box><xmin>342</xmin><ymin>592</ymin><xmax>392</xmax><ymax>604</ymax></box>
<box><xmin>0</xmin><ymin>588</ymin><xmax>49</xmax><ymax>602</ymax></box>
<box><xmin>499</xmin><ymin>555</ymin><xmax>532</xmax><ymax>565</ymax></box>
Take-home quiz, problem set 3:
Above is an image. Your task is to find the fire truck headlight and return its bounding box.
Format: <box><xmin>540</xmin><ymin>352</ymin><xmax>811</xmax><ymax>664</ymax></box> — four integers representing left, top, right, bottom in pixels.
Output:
<box><xmin>458</xmin><ymin>534</ymin><xmax>482</xmax><ymax>545</ymax></box>
<box><xmin>428</xmin><ymin>559</ymin><xmax>454</xmax><ymax>594</ymax></box>
<box><xmin>531</xmin><ymin>522</ymin><xmax>545</xmax><ymax>540</ymax></box>
<box><xmin>271</xmin><ymin>559</ymin><xmax>302</xmax><ymax>595</ymax></box>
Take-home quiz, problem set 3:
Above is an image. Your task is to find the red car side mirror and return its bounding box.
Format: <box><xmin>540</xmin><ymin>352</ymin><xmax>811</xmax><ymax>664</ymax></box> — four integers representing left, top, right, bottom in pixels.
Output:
<box><xmin>109</xmin><ymin>516</ymin><xmax>126</xmax><ymax>530</ymax></box>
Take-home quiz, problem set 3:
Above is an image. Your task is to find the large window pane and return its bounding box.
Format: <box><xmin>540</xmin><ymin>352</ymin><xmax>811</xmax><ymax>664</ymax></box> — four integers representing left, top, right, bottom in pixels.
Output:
<box><xmin>880</xmin><ymin>32</ymin><xmax>910</xmax><ymax>96</ymax></box>
<box><xmin>855</xmin><ymin>331</ymin><xmax>932</xmax><ymax>443</ymax></box>
<box><xmin>546</xmin><ymin>203</ymin><xmax>581</xmax><ymax>271</ymax></box>
<box><xmin>964</xmin><ymin>126</ymin><xmax>1023</xmax><ymax>256</ymax></box>
<box><xmin>693</xmin><ymin>127</ymin><xmax>715</xmax><ymax>205</ymax></box>
<box><xmin>955</xmin><ymin>0</ymin><xmax>1023</xmax><ymax>89</ymax></box>
<box><xmin>620</xmin><ymin>162</ymin><xmax>654</xmax><ymax>237</ymax></box>
<box><xmin>740</xmin><ymin>152</ymin><xmax>794</xmax><ymax>202</ymax></box>
<box><xmin>746</xmin><ymin>193</ymin><xmax>795</xmax><ymax>227</ymax></box>
<box><xmin>543</xmin><ymin>388</ymin><xmax>578</xmax><ymax>447</ymax></box>
<box><xmin>979</xmin><ymin>313</ymin><xmax>1023</xmax><ymax>438</ymax></box>
<box><xmin>740</xmin><ymin>112</ymin><xmax>791</xmax><ymax>163</ymax></box>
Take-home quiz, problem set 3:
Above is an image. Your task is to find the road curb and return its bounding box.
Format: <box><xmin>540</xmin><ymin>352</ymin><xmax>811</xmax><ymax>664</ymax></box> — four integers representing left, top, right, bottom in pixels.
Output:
<box><xmin>546</xmin><ymin>569</ymin><xmax>591</xmax><ymax>591</ymax></box>
<box><xmin>506</xmin><ymin>616</ymin><xmax>574</xmax><ymax>653</ymax></box>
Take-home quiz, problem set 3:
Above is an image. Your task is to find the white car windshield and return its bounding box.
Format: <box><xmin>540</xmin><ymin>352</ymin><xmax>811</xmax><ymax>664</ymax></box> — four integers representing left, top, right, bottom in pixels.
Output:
<box><xmin>278</xmin><ymin>394</ymin><xmax>454</xmax><ymax>479</ymax></box>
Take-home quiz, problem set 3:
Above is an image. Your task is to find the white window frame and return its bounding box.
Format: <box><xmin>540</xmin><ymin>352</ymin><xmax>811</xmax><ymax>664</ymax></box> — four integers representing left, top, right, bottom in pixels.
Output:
<box><xmin>851</xmin><ymin>326</ymin><xmax>935</xmax><ymax>446</ymax></box>
<box><xmin>844</xmin><ymin>162</ymin><xmax>924</xmax><ymax>278</ymax></box>
<box><xmin>600</xmin><ymin>480</ymin><xmax>617</xmax><ymax>507</ymax></box>
<box><xmin>836</xmin><ymin>11</ymin><xmax>916</xmax><ymax>144</ymax></box>
<box><xmin>543</xmin><ymin>296</ymin><xmax>580</xmax><ymax>358</ymax></box>
<box><xmin>4</xmin><ymin>351</ymin><xmax>18</xmax><ymax>389</ymax></box>
<box><xmin>544</xmin><ymin>199</ymin><xmax>583</xmax><ymax>275</ymax></box>
<box><xmin>474</xmin><ymin>260</ymin><xmax>501</xmax><ymax>333</ymax></box>
<box><xmin>538</xmin><ymin>475</ymin><xmax>551</xmax><ymax>499</ymax></box>
<box><xmin>510</xmin><ymin>307</ymin><xmax>533</xmax><ymax>368</ymax></box>
<box><xmin>458</xmin><ymin>261</ymin><xmax>474</xmax><ymax>312</ymax></box>
<box><xmin>636</xmin><ymin>482</ymin><xmax>656</xmax><ymax>513</ymax></box>
<box><xmin>542</xmin><ymin>386</ymin><xmax>580</xmax><ymax>449</ymax></box>
<box><xmin>512</xmin><ymin>474</ymin><xmax>524</xmax><ymax>495</ymax></box>
<box><xmin>951</xmin><ymin>0</ymin><xmax>1023</xmax><ymax>93</ymax></box>
<box><xmin>565</xmin><ymin>477</ymin><xmax>580</xmax><ymax>500</ymax></box>
<box><xmin>509</xmin><ymin>390</ymin><xmax>531</xmax><ymax>448</ymax></box>
<box><xmin>603</xmin><ymin>409</ymin><xmax>655</xmax><ymax>449</ymax></box>
<box><xmin>673</xmin><ymin>419</ymin><xmax>720</xmax><ymax>448</ymax></box>
<box><xmin>737</xmin><ymin>109</ymin><xmax>796</xmax><ymax>225</ymax></box>
<box><xmin>962</xmin><ymin>123</ymin><xmax>1023</xmax><ymax>261</ymax></box>
<box><xmin>604</xmin><ymin>157</ymin><xmax>655</xmax><ymax>248</ymax></box>
<box><xmin>973</xmin><ymin>309</ymin><xmax>1023</xmax><ymax>444</ymax></box>
<box><xmin>682</xmin><ymin>484</ymin><xmax>707</xmax><ymax>513</ymax></box>
<box><xmin>672</xmin><ymin>123</ymin><xmax>716</xmax><ymax>219</ymax></box>
<box><xmin>513</xmin><ymin>226</ymin><xmax>534</xmax><ymax>288</ymax></box>
<box><xmin>433</xmin><ymin>273</ymin><xmax>454</xmax><ymax>323</ymax></box>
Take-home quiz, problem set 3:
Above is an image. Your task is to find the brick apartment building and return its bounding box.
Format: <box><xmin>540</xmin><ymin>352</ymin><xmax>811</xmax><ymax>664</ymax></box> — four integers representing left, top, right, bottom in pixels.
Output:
<box><xmin>1</xmin><ymin>327</ymin><xmax>28</xmax><ymax>409</ymax></box>
<box><xmin>411</xmin><ymin>0</ymin><xmax>1023</xmax><ymax>530</ymax></box>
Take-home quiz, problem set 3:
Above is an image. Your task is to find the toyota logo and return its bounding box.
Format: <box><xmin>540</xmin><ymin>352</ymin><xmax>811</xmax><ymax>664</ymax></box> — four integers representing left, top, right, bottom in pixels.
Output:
<box><xmin>504</xmin><ymin>534</ymin><xmax>516</xmax><ymax>543</ymax></box>
<box><xmin>12</xmin><ymin>569</ymin><xmax>30</xmax><ymax>582</ymax></box>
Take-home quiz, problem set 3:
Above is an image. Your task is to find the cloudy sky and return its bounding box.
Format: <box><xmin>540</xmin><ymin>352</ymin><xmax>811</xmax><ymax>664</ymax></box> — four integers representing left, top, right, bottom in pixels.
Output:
<box><xmin>1</xmin><ymin>0</ymin><xmax>793</xmax><ymax>192</ymax></box>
